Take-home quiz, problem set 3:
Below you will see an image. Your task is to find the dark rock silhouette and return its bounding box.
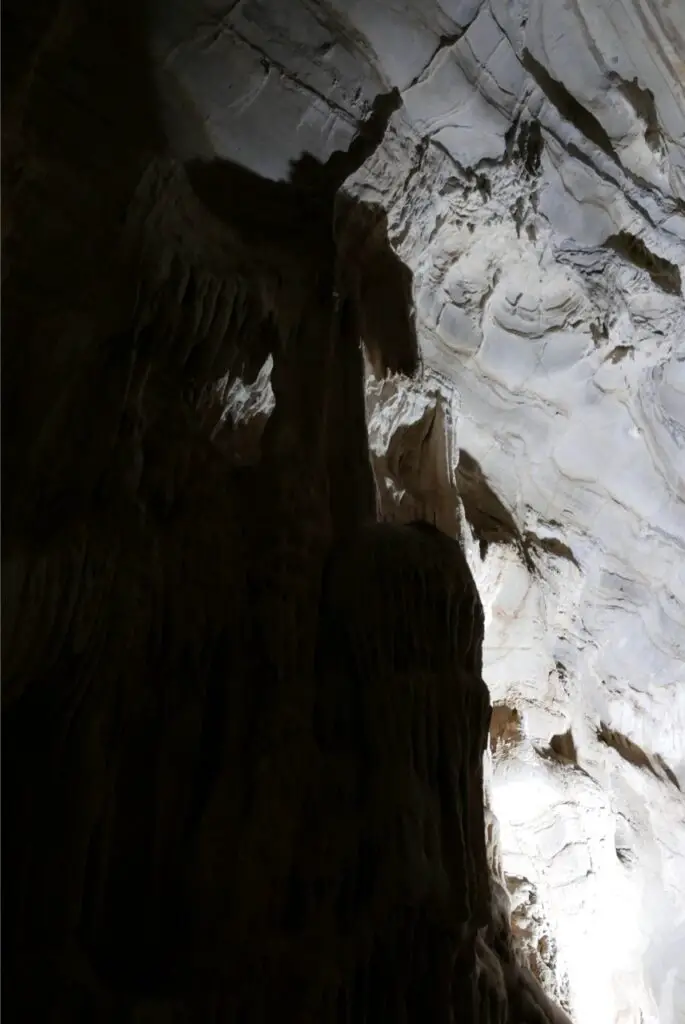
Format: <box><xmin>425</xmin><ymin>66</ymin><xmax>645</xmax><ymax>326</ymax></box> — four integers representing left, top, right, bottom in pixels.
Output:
<box><xmin>2</xmin><ymin>2</ymin><xmax>570</xmax><ymax>1020</ymax></box>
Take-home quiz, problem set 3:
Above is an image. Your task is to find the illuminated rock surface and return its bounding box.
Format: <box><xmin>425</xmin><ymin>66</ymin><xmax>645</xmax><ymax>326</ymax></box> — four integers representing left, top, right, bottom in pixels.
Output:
<box><xmin>3</xmin><ymin>0</ymin><xmax>684</xmax><ymax>1021</ymax></box>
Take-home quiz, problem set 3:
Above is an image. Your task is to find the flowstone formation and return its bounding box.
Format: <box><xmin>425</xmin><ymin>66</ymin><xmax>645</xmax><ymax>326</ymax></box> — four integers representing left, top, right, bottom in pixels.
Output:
<box><xmin>2</xmin><ymin>2</ymin><xmax>573</xmax><ymax>1020</ymax></box>
<box><xmin>5</xmin><ymin>0</ymin><xmax>685</xmax><ymax>1020</ymax></box>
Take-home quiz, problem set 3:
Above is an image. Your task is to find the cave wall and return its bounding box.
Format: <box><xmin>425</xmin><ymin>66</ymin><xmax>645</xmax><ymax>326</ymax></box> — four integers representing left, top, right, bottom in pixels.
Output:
<box><xmin>334</xmin><ymin>4</ymin><xmax>685</xmax><ymax>1018</ymax></box>
<box><xmin>1</xmin><ymin>3</ymin><xmax>574</xmax><ymax>1022</ymax></box>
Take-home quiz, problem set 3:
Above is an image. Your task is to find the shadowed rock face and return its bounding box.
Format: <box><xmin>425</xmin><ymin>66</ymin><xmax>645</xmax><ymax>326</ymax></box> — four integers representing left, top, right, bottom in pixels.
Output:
<box><xmin>2</xmin><ymin>2</ymin><xmax>573</xmax><ymax>1021</ymax></box>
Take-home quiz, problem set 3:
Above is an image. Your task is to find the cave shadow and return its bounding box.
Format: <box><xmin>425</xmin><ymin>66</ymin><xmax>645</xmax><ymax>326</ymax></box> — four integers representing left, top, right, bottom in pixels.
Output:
<box><xmin>2</xmin><ymin>17</ymin><xmax>424</xmax><ymax>1017</ymax></box>
<box><xmin>169</xmin><ymin>75</ymin><xmax>420</xmax><ymax>377</ymax></box>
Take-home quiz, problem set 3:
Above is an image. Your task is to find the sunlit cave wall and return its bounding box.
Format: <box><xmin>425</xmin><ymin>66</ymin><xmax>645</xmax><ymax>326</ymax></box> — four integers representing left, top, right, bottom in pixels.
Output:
<box><xmin>365</xmin><ymin>359</ymin><xmax>685</xmax><ymax>1024</ymax></box>
<box><xmin>358</xmin><ymin>69</ymin><xmax>685</xmax><ymax>1024</ymax></box>
<box><xmin>4</xmin><ymin>0</ymin><xmax>685</xmax><ymax>1020</ymax></box>
<box><xmin>340</xmin><ymin>2</ymin><xmax>685</xmax><ymax>1020</ymax></box>
<box><xmin>362</xmin><ymin>202</ymin><xmax>685</xmax><ymax>1021</ymax></box>
<box><xmin>152</xmin><ymin>0</ymin><xmax>685</xmax><ymax>1015</ymax></box>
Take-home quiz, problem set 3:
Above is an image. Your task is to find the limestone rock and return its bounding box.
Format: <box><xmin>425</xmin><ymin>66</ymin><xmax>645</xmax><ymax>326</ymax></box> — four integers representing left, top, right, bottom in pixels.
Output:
<box><xmin>4</xmin><ymin>0</ymin><xmax>685</xmax><ymax>1021</ymax></box>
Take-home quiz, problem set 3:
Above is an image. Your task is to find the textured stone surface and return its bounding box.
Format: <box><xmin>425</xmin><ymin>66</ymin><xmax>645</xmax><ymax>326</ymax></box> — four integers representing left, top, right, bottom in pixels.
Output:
<box><xmin>357</xmin><ymin>5</ymin><xmax>685</xmax><ymax>1015</ymax></box>
<box><xmin>289</xmin><ymin>2</ymin><xmax>682</xmax><ymax>1019</ymax></box>
<box><xmin>2</xmin><ymin>1</ymin><xmax>574</xmax><ymax>1021</ymax></box>
<box><xmin>4</xmin><ymin>0</ymin><xmax>685</xmax><ymax>1021</ymax></box>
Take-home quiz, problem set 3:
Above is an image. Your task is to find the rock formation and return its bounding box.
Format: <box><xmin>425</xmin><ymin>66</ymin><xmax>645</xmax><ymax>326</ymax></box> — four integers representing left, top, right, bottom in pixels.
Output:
<box><xmin>2</xmin><ymin>2</ymin><xmax>568</xmax><ymax>1021</ymax></box>
<box><xmin>3</xmin><ymin>0</ymin><xmax>684</xmax><ymax>1022</ymax></box>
